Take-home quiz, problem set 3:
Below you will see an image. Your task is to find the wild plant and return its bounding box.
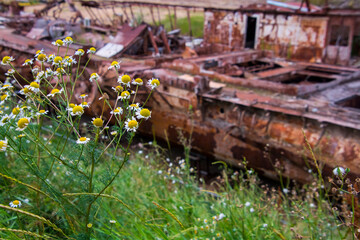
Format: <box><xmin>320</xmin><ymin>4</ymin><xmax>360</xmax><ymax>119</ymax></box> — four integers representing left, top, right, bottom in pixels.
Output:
<box><xmin>0</xmin><ymin>38</ymin><xmax>159</xmax><ymax>239</ymax></box>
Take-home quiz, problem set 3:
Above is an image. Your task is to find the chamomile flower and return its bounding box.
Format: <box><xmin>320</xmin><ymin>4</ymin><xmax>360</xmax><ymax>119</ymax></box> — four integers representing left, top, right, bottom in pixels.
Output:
<box><xmin>63</xmin><ymin>36</ymin><xmax>73</xmax><ymax>45</ymax></box>
<box><xmin>87</xmin><ymin>47</ymin><xmax>96</xmax><ymax>54</ymax></box>
<box><xmin>45</xmin><ymin>68</ymin><xmax>53</xmax><ymax>78</ymax></box>
<box><xmin>32</xmin><ymin>66</ymin><xmax>39</xmax><ymax>74</ymax></box>
<box><xmin>112</xmin><ymin>85</ymin><xmax>123</xmax><ymax>93</ymax></box>
<box><xmin>0</xmin><ymin>138</ymin><xmax>7</xmax><ymax>151</ymax></box>
<box><xmin>53</xmin><ymin>56</ymin><xmax>63</xmax><ymax>66</ymax></box>
<box><xmin>63</xmin><ymin>56</ymin><xmax>76</xmax><ymax>66</ymax></box>
<box><xmin>52</xmin><ymin>39</ymin><xmax>63</xmax><ymax>46</ymax></box>
<box><xmin>132</xmin><ymin>77</ymin><xmax>143</xmax><ymax>86</ymax></box>
<box><xmin>110</xmin><ymin>107</ymin><xmax>123</xmax><ymax>115</ymax></box>
<box><xmin>16</xmin><ymin>117</ymin><xmax>30</xmax><ymax>131</ymax></box>
<box><xmin>1</xmin><ymin>56</ymin><xmax>15</xmax><ymax>65</ymax></box>
<box><xmin>35</xmin><ymin>71</ymin><xmax>45</xmax><ymax>82</ymax></box>
<box><xmin>109</xmin><ymin>220</ymin><xmax>116</xmax><ymax>224</ymax></box>
<box><xmin>0</xmin><ymin>114</ymin><xmax>10</xmax><ymax>126</ymax></box>
<box><xmin>110</xmin><ymin>131</ymin><xmax>118</xmax><ymax>136</ymax></box>
<box><xmin>5</xmin><ymin>69</ymin><xmax>15</xmax><ymax>76</ymax></box>
<box><xmin>79</xmin><ymin>94</ymin><xmax>88</xmax><ymax>99</ymax></box>
<box><xmin>11</xmin><ymin>107</ymin><xmax>21</xmax><ymax>117</ymax></box>
<box><xmin>118</xmin><ymin>91</ymin><xmax>130</xmax><ymax>100</ymax></box>
<box><xmin>36</xmin><ymin>53</ymin><xmax>47</xmax><ymax>63</ymax></box>
<box><xmin>34</xmin><ymin>49</ymin><xmax>44</xmax><ymax>58</ymax></box>
<box><xmin>1</xmin><ymin>83</ymin><xmax>13</xmax><ymax>91</ymax></box>
<box><xmin>27</xmin><ymin>81</ymin><xmax>40</xmax><ymax>93</ymax></box>
<box><xmin>36</xmin><ymin>110</ymin><xmax>48</xmax><ymax>116</ymax></box>
<box><xmin>89</xmin><ymin>73</ymin><xmax>99</xmax><ymax>82</ymax></box>
<box><xmin>108</xmin><ymin>60</ymin><xmax>120</xmax><ymax>70</ymax></box>
<box><xmin>55</xmin><ymin>67</ymin><xmax>66</xmax><ymax>75</ymax></box>
<box><xmin>9</xmin><ymin>200</ymin><xmax>21</xmax><ymax>208</ymax></box>
<box><xmin>128</xmin><ymin>103</ymin><xmax>139</xmax><ymax>111</ymax></box>
<box><xmin>118</xmin><ymin>74</ymin><xmax>131</xmax><ymax>87</ymax></box>
<box><xmin>81</xmin><ymin>101</ymin><xmax>90</xmax><ymax>108</ymax></box>
<box><xmin>75</xmin><ymin>49</ymin><xmax>85</xmax><ymax>56</ymax></box>
<box><xmin>0</xmin><ymin>94</ymin><xmax>9</xmax><ymax>103</ymax></box>
<box><xmin>92</xmin><ymin>117</ymin><xmax>103</xmax><ymax>128</ymax></box>
<box><xmin>76</xmin><ymin>137</ymin><xmax>90</xmax><ymax>144</ymax></box>
<box><xmin>19</xmin><ymin>87</ymin><xmax>33</xmax><ymax>97</ymax></box>
<box><xmin>124</xmin><ymin>117</ymin><xmax>138</xmax><ymax>132</ymax></box>
<box><xmin>136</xmin><ymin>108</ymin><xmax>151</xmax><ymax>120</ymax></box>
<box><xmin>69</xmin><ymin>105</ymin><xmax>84</xmax><ymax>116</ymax></box>
<box><xmin>147</xmin><ymin>78</ymin><xmax>160</xmax><ymax>89</ymax></box>
<box><xmin>47</xmin><ymin>54</ymin><xmax>55</xmax><ymax>63</ymax></box>
<box><xmin>47</xmin><ymin>88</ymin><xmax>63</xmax><ymax>97</ymax></box>
<box><xmin>22</xmin><ymin>59</ymin><xmax>33</xmax><ymax>66</ymax></box>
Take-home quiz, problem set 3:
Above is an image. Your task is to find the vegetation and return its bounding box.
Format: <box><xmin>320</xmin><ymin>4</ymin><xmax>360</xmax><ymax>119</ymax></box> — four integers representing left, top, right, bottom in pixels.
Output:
<box><xmin>0</xmin><ymin>37</ymin><xmax>359</xmax><ymax>240</ymax></box>
<box><xmin>162</xmin><ymin>14</ymin><xmax>204</xmax><ymax>38</ymax></box>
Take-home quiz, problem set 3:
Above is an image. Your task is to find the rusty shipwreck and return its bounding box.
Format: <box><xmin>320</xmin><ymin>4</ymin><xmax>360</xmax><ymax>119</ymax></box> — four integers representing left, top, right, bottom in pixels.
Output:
<box><xmin>1</xmin><ymin>0</ymin><xmax>360</xmax><ymax>183</ymax></box>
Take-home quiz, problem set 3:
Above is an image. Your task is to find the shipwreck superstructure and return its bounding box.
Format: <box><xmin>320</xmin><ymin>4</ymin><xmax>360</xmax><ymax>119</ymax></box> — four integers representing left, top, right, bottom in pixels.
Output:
<box><xmin>1</xmin><ymin>0</ymin><xmax>360</xmax><ymax>183</ymax></box>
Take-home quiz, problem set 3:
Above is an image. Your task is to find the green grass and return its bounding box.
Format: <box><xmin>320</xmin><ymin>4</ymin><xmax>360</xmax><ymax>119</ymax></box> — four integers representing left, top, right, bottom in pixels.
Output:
<box><xmin>162</xmin><ymin>14</ymin><xmax>204</xmax><ymax>38</ymax></box>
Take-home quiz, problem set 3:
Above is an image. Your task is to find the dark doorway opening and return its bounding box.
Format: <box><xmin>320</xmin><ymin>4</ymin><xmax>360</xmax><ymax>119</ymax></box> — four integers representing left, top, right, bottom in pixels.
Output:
<box><xmin>245</xmin><ymin>16</ymin><xmax>257</xmax><ymax>49</ymax></box>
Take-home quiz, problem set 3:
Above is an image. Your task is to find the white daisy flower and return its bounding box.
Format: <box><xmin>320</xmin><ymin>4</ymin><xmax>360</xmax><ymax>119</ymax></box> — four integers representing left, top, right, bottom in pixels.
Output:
<box><xmin>108</xmin><ymin>61</ymin><xmax>120</xmax><ymax>70</ymax></box>
<box><xmin>22</xmin><ymin>59</ymin><xmax>33</xmax><ymax>66</ymax></box>
<box><xmin>27</xmin><ymin>82</ymin><xmax>40</xmax><ymax>93</ymax></box>
<box><xmin>9</xmin><ymin>200</ymin><xmax>21</xmax><ymax>208</ymax></box>
<box><xmin>110</xmin><ymin>107</ymin><xmax>123</xmax><ymax>115</ymax></box>
<box><xmin>117</xmin><ymin>91</ymin><xmax>130</xmax><ymax>100</ymax></box>
<box><xmin>19</xmin><ymin>87</ymin><xmax>33</xmax><ymax>97</ymax></box>
<box><xmin>1</xmin><ymin>83</ymin><xmax>13</xmax><ymax>91</ymax></box>
<box><xmin>110</xmin><ymin>131</ymin><xmax>118</xmax><ymax>136</ymax></box>
<box><xmin>81</xmin><ymin>101</ymin><xmax>90</xmax><ymax>108</ymax></box>
<box><xmin>1</xmin><ymin>56</ymin><xmax>15</xmax><ymax>65</ymax></box>
<box><xmin>0</xmin><ymin>114</ymin><xmax>10</xmax><ymax>126</ymax></box>
<box><xmin>112</xmin><ymin>85</ymin><xmax>123</xmax><ymax>93</ymax></box>
<box><xmin>92</xmin><ymin>117</ymin><xmax>103</xmax><ymax>128</ymax></box>
<box><xmin>63</xmin><ymin>36</ymin><xmax>73</xmax><ymax>45</ymax></box>
<box><xmin>36</xmin><ymin>110</ymin><xmax>48</xmax><ymax>116</ymax></box>
<box><xmin>127</xmin><ymin>103</ymin><xmax>139</xmax><ymax>111</ymax></box>
<box><xmin>0</xmin><ymin>138</ymin><xmax>7</xmax><ymax>152</ymax></box>
<box><xmin>16</xmin><ymin>117</ymin><xmax>30</xmax><ymax>131</ymax></box>
<box><xmin>52</xmin><ymin>39</ymin><xmax>63</xmax><ymax>47</ymax></box>
<box><xmin>89</xmin><ymin>73</ymin><xmax>99</xmax><ymax>82</ymax></box>
<box><xmin>32</xmin><ymin>66</ymin><xmax>40</xmax><ymax>74</ymax></box>
<box><xmin>0</xmin><ymin>94</ymin><xmax>9</xmax><ymax>104</ymax></box>
<box><xmin>36</xmin><ymin>53</ymin><xmax>47</xmax><ymax>63</ymax></box>
<box><xmin>69</xmin><ymin>105</ymin><xmax>84</xmax><ymax>116</ymax></box>
<box><xmin>79</xmin><ymin>94</ymin><xmax>88</xmax><ymax>99</ymax></box>
<box><xmin>87</xmin><ymin>47</ymin><xmax>96</xmax><ymax>54</ymax></box>
<box><xmin>147</xmin><ymin>78</ymin><xmax>160</xmax><ymax>90</ymax></box>
<box><xmin>124</xmin><ymin>117</ymin><xmax>138</xmax><ymax>132</ymax></box>
<box><xmin>118</xmin><ymin>74</ymin><xmax>131</xmax><ymax>87</ymax></box>
<box><xmin>136</xmin><ymin>108</ymin><xmax>151</xmax><ymax>120</ymax></box>
<box><xmin>34</xmin><ymin>49</ymin><xmax>44</xmax><ymax>58</ymax></box>
<box><xmin>45</xmin><ymin>68</ymin><xmax>54</xmax><ymax>78</ymax></box>
<box><xmin>5</xmin><ymin>69</ymin><xmax>15</xmax><ymax>76</ymax></box>
<box><xmin>109</xmin><ymin>220</ymin><xmax>116</xmax><ymax>224</ymax></box>
<box><xmin>35</xmin><ymin>71</ymin><xmax>45</xmax><ymax>82</ymax></box>
<box><xmin>47</xmin><ymin>88</ymin><xmax>63</xmax><ymax>97</ymax></box>
<box><xmin>132</xmin><ymin>77</ymin><xmax>143</xmax><ymax>86</ymax></box>
<box><xmin>76</xmin><ymin>136</ymin><xmax>90</xmax><ymax>144</ymax></box>
<box><xmin>75</xmin><ymin>49</ymin><xmax>85</xmax><ymax>56</ymax></box>
<box><xmin>47</xmin><ymin>54</ymin><xmax>55</xmax><ymax>63</ymax></box>
<box><xmin>63</xmin><ymin>56</ymin><xmax>76</xmax><ymax>66</ymax></box>
<box><xmin>52</xmin><ymin>56</ymin><xmax>63</xmax><ymax>66</ymax></box>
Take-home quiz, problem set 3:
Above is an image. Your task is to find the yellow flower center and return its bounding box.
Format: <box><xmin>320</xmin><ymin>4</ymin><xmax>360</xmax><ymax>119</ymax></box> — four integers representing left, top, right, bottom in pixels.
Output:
<box><xmin>120</xmin><ymin>91</ymin><xmax>130</xmax><ymax>98</ymax></box>
<box><xmin>89</xmin><ymin>47</ymin><xmax>96</xmax><ymax>52</ymax></box>
<box><xmin>37</xmin><ymin>54</ymin><xmax>47</xmax><ymax>62</ymax></box>
<box><xmin>140</xmin><ymin>108</ymin><xmax>150</xmax><ymax>117</ymax></box>
<box><xmin>25</xmin><ymin>59</ymin><xmax>31</xmax><ymax>63</ymax></box>
<box><xmin>56</xmin><ymin>68</ymin><xmax>64</xmax><ymax>73</ymax></box>
<box><xmin>3</xmin><ymin>84</ymin><xmax>10</xmax><ymax>88</ymax></box>
<box><xmin>87</xmin><ymin>223</ymin><xmax>93</xmax><ymax>228</ymax></box>
<box><xmin>130</xmin><ymin>104</ymin><xmax>138</xmax><ymax>109</ymax></box>
<box><xmin>111</xmin><ymin>61</ymin><xmax>118</xmax><ymax>66</ymax></box>
<box><xmin>77</xmin><ymin>49</ymin><xmax>84</xmax><ymax>53</ymax></box>
<box><xmin>1</xmin><ymin>94</ymin><xmax>7</xmax><ymax>101</ymax></box>
<box><xmin>17</xmin><ymin>118</ymin><xmax>29</xmax><ymax>129</ymax></box>
<box><xmin>114</xmin><ymin>108</ymin><xmax>120</xmax><ymax>113</ymax></box>
<box><xmin>36</xmin><ymin>50</ymin><xmax>41</xmax><ymax>54</ymax></box>
<box><xmin>82</xmin><ymin>101</ymin><xmax>88</xmax><ymax>106</ymax></box>
<box><xmin>39</xmin><ymin>110</ymin><xmax>46</xmax><ymax>114</ymax></box>
<box><xmin>30</xmin><ymin>82</ymin><xmax>39</xmax><ymax>89</ymax></box>
<box><xmin>69</xmin><ymin>103</ymin><xmax>75</xmax><ymax>108</ymax></box>
<box><xmin>72</xmin><ymin>106</ymin><xmax>83</xmax><ymax>114</ymax></box>
<box><xmin>80</xmin><ymin>94</ymin><xmax>86</xmax><ymax>98</ymax></box>
<box><xmin>23</xmin><ymin>87</ymin><xmax>31</xmax><ymax>94</ymax></box>
<box><xmin>12</xmin><ymin>107</ymin><xmax>20</xmax><ymax>115</ymax></box>
<box><xmin>2</xmin><ymin>56</ymin><xmax>11</xmax><ymax>64</ymax></box>
<box><xmin>55</xmin><ymin>39</ymin><xmax>63</xmax><ymax>46</ymax></box>
<box><xmin>121</xmin><ymin>75</ymin><xmax>131</xmax><ymax>83</ymax></box>
<box><xmin>135</xmin><ymin>78</ymin><xmax>143</xmax><ymax>84</ymax></box>
<box><xmin>54</xmin><ymin>56</ymin><xmax>63</xmax><ymax>64</ymax></box>
<box><xmin>93</xmin><ymin>118</ymin><xmax>103</xmax><ymax>127</ymax></box>
<box><xmin>12</xmin><ymin>200</ymin><xmax>19</xmax><ymax>205</ymax></box>
<box><xmin>79</xmin><ymin>137</ymin><xmax>87</xmax><ymax>142</ymax></box>
<box><xmin>51</xmin><ymin>89</ymin><xmax>60</xmax><ymax>94</ymax></box>
<box><xmin>0</xmin><ymin>140</ymin><xmax>6</xmax><ymax>149</ymax></box>
<box><xmin>151</xmin><ymin>79</ymin><xmax>160</xmax><ymax>87</ymax></box>
<box><xmin>91</xmin><ymin>73</ymin><xmax>97</xmax><ymax>77</ymax></box>
<box><xmin>128</xmin><ymin>120</ymin><xmax>138</xmax><ymax>129</ymax></box>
